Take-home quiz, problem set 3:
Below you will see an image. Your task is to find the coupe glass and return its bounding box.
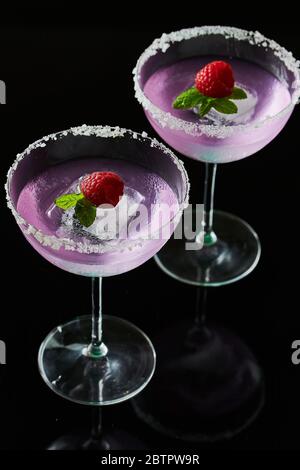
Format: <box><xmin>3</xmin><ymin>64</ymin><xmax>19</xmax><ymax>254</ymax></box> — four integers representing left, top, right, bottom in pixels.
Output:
<box><xmin>133</xmin><ymin>26</ymin><xmax>300</xmax><ymax>286</ymax></box>
<box><xmin>5</xmin><ymin>125</ymin><xmax>189</xmax><ymax>411</ymax></box>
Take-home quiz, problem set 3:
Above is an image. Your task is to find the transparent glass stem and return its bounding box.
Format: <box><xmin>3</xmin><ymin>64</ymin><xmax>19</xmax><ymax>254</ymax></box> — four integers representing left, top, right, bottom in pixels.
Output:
<box><xmin>203</xmin><ymin>162</ymin><xmax>217</xmax><ymax>246</ymax></box>
<box><xmin>85</xmin><ymin>277</ymin><xmax>108</xmax><ymax>358</ymax></box>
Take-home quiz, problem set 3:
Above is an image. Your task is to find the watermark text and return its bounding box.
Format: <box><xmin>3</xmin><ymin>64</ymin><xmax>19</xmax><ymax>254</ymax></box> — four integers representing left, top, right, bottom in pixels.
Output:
<box><xmin>0</xmin><ymin>339</ymin><xmax>6</xmax><ymax>364</ymax></box>
<box><xmin>291</xmin><ymin>340</ymin><xmax>300</xmax><ymax>365</ymax></box>
<box><xmin>0</xmin><ymin>80</ymin><xmax>6</xmax><ymax>104</ymax></box>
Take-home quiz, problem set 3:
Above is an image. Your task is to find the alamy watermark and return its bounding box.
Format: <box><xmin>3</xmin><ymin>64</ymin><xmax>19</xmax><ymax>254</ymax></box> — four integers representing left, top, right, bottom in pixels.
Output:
<box><xmin>0</xmin><ymin>339</ymin><xmax>6</xmax><ymax>365</ymax></box>
<box><xmin>291</xmin><ymin>340</ymin><xmax>300</xmax><ymax>365</ymax></box>
<box><xmin>0</xmin><ymin>80</ymin><xmax>6</xmax><ymax>104</ymax></box>
<box><xmin>71</xmin><ymin>199</ymin><xmax>205</xmax><ymax>251</ymax></box>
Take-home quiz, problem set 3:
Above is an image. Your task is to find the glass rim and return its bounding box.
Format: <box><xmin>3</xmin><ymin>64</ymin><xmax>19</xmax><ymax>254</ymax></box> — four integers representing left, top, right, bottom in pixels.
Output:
<box><xmin>5</xmin><ymin>124</ymin><xmax>190</xmax><ymax>255</ymax></box>
<box><xmin>133</xmin><ymin>25</ymin><xmax>300</xmax><ymax>139</ymax></box>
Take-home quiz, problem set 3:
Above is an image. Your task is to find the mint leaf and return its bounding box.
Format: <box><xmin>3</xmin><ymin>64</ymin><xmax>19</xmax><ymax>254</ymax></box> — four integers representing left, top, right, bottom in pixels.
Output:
<box><xmin>75</xmin><ymin>198</ymin><xmax>96</xmax><ymax>227</ymax></box>
<box><xmin>198</xmin><ymin>99</ymin><xmax>213</xmax><ymax>117</ymax></box>
<box><xmin>230</xmin><ymin>87</ymin><xmax>247</xmax><ymax>100</ymax></box>
<box><xmin>212</xmin><ymin>99</ymin><xmax>238</xmax><ymax>114</ymax></box>
<box><xmin>173</xmin><ymin>87</ymin><xmax>204</xmax><ymax>109</ymax></box>
<box><xmin>55</xmin><ymin>192</ymin><xmax>84</xmax><ymax>210</ymax></box>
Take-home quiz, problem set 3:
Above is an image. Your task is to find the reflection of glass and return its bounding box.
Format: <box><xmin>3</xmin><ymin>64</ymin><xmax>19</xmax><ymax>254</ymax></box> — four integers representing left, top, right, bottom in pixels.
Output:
<box><xmin>133</xmin><ymin>285</ymin><xmax>265</xmax><ymax>442</ymax></box>
<box><xmin>48</xmin><ymin>408</ymin><xmax>144</xmax><ymax>450</ymax></box>
<box><xmin>134</xmin><ymin>26</ymin><xmax>300</xmax><ymax>286</ymax></box>
<box><xmin>6</xmin><ymin>125</ymin><xmax>189</xmax><ymax>408</ymax></box>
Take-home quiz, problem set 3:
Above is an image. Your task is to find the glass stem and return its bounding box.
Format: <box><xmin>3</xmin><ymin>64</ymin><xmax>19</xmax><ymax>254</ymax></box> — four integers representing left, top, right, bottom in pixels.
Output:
<box><xmin>86</xmin><ymin>277</ymin><xmax>108</xmax><ymax>358</ymax></box>
<box><xmin>203</xmin><ymin>162</ymin><xmax>217</xmax><ymax>246</ymax></box>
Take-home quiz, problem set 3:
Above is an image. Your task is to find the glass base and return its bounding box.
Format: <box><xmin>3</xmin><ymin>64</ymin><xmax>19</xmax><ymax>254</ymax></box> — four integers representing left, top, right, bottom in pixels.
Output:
<box><xmin>38</xmin><ymin>315</ymin><xmax>156</xmax><ymax>406</ymax></box>
<box><xmin>155</xmin><ymin>210</ymin><xmax>261</xmax><ymax>286</ymax></box>
<box><xmin>132</xmin><ymin>322</ymin><xmax>265</xmax><ymax>442</ymax></box>
<box><xmin>47</xmin><ymin>429</ymin><xmax>145</xmax><ymax>450</ymax></box>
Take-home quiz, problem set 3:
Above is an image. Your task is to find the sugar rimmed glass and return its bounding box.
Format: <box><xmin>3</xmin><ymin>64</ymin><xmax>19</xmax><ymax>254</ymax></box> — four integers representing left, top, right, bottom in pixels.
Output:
<box><xmin>5</xmin><ymin>125</ymin><xmax>189</xmax><ymax>408</ymax></box>
<box><xmin>133</xmin><ymin>26</ymin><xmax>300</xmax><ymax>286</ymax></box>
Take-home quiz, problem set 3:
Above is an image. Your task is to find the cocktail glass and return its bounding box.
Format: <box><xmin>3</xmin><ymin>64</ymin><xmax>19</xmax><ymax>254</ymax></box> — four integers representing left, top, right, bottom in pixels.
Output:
<box><xmin>6</xmin><ymin>125</ymin><xmax>189</xmax><ymax>447</ymax></box>
<box><xmin>133</xmin><ymin>26</ymin><xmax>300</xmax><ymax>286</ymax></box>
<box><xmin>131</xmin><ymin>26</ymin><xmax>299</xmax><ymax>441</ymax></box>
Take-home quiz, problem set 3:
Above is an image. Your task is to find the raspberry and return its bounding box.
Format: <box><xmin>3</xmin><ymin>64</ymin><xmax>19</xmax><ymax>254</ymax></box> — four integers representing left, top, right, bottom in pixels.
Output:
<box><xmin>80</xmin><ymin>171</ymin><xmax>124</xmax><ymax>207</ymax></box>
<box><xmin>195</xmin><ymin>61</ymin><xmax>234</xmax><ymax>98</ymax></box>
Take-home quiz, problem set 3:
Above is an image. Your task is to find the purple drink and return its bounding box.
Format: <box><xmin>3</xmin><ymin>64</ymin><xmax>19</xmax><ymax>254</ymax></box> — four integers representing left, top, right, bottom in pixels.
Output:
<box><xmin>134</xmin><ymin>27</ymin><xmax>300</xmax><ymax>164</ymax></box>
<box><xmin>144</xmin><ymin>56</ymin><xmax>291</xmax><ymax>163</ymax></box>
<box><xmin>7</xmin><ymin>126</ymin><xmax>189</xmax><ymax>277</ymax></box>
<box><xmin>6</xmin><ymin>125</ymin><xmax>190</xmax><ymax>409</ymax></box>
<box><xmin>133</xmin><ymin>26</ymin><xmax>300</xmax><ymax>287</ymax></box>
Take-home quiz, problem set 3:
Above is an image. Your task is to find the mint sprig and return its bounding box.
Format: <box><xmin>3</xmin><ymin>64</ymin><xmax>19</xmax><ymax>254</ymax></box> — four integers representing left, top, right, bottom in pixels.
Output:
<box><xmin>173</xmin><ymin>87</ymin><xmax>205</xmax><ymax>109</ymax></box>
<box><xmin>55</xmin><ymin>192</ymin><xmax>84</xmax><ymax>209</ymax></box>
<box><xmin>172</xmin><ymin>85</ymin><xmax>247</xmax><ymax>117</ymax></box>
<box><xmin>199</xmin><ymin>99</ymin><xmax>214</xmax><ymax>117</ymax></box>
<box><xmin>229</xmin><ymin>87</ymin><xmax>247</xmax><ymax>100</ymax></box>
<box><xmin>55</xmin><ymin>192</ymin><xmax>96</xmax><ymax>227</ymax></box>
<box><xmin>75</xmin><ymin>198</ymin><xmax>96</xmax><ymax>227</ymax></box>
<box><xmin>212</xmin><ymin>98</ymin><xmax>238</xmax><ymax>114</ymax></box>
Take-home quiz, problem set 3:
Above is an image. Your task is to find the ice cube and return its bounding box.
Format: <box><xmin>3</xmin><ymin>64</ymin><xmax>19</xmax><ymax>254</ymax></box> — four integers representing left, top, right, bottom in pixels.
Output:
<box><xmin>194</xmin><ymin>85</ymin><xmax>257</xmax><ymax>126</ymax></box>
<box><xmin>58</xmin><ymin>186</ymin><xmax>144</xmax><ymax>243</ymax></box>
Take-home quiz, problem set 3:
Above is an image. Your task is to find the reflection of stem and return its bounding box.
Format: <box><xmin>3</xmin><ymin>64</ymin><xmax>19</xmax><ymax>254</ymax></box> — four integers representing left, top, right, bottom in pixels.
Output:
<box><xmin>82</xmin><ymin>407</ymin><xmax>110</xmax><ymax>451</ymax></box>
<box><xmin>186</xmin><ymin>286</ymin><xmax>210</xmax><ymax>349</ymax></box>
<box><xmin>91</xmin><ymin>407</ymin><xmax>103</xmax><ymax>440</ymax></box>
<box><xmin>195</xmin><ymin>286</ymin><xmax>208</xmax><ymax>327</ymax></box>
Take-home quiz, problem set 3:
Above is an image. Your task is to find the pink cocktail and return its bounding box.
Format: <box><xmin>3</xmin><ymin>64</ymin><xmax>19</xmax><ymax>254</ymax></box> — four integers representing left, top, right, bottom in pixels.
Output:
<box><xmin>134</xmin><ymin>26</ymin><xmax>300</xmax><ymax>286</ymax></box>
<box><xmin>15</xmin><ymin>141</ymin><xmax>182</xmax><ymax>277</ymax></box>
<box><xmin>6</xmin><ymin>125</ymin><xmax>189</xmax><ymax>414</ymax></box>
<box><xmin>143</xmin><ymin>56</ymin><xmax>292</xmax><ymax>163</ymax></box>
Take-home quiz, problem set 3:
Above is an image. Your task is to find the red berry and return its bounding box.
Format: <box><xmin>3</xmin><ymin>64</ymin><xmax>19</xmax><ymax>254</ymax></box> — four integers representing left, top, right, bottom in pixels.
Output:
<box><xmin>80</xmin><ymin>171</ymin><xmax>124</xmax><ymax>207</ymax></box>
<box><xmin>195</xmin><ymin>61</ymin><xmax>234</xmax><ymax>98</ymax></box>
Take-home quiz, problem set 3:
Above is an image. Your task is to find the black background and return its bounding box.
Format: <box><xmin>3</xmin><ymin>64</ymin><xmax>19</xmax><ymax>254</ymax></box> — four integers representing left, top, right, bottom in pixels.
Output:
<box><xmin>0</xmin><ymin>8</ymin><xmax>300</xmax><ymax>452</ymax></box>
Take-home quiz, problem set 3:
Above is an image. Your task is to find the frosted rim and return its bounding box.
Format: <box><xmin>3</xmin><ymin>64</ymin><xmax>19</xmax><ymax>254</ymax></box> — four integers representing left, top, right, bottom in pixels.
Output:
<box><xmin>5</xmin><ymin>124</ymin><xmax>190</xmax><ymax>254</ymax></box>
<box><xmin>133</xmin><ymin>25</ymin><xmax>300</xmax><ymax>138</ymax></box>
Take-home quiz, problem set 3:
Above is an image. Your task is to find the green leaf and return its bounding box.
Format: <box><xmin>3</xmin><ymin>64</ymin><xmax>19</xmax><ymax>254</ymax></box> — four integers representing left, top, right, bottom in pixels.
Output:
<box><xmin>212</xmin><ymin>98</ymin><xmax>238</xmax><ymax>114</ymax></box>
<box><xmin>75</xmin><ymin>198</ymin><xmax>96</xmax><ymax>227</ymax></box>
<box><xmin>55</xmin><ymin>192</ymin><xmax>84</xmax><ymax>210</ymax></box>
<box><xmin>173</xmin><ymin>87</ymin><xmax>205</xmax><ymax>109</ymax></box>
<box><xmin>230</xmin><ymin>87</ymin><xmax>247</xmax><ymax>100</ymax></box>
<box><xmin>198</xmin><ymin>99</ymin><xmax>213</xmax><ymax>117</ymax></box>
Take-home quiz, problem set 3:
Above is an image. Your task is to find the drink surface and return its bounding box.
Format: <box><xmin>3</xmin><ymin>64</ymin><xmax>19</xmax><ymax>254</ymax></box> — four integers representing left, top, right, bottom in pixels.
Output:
<box><xmin>144</xmin><ymin>56</ymin><xmax>291</xmax><ymax>128</ymax></box>
<box><xmin>16</xmin><ymin>157</ymin><xmax>179</xmax><ymax>276</ymax></box>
